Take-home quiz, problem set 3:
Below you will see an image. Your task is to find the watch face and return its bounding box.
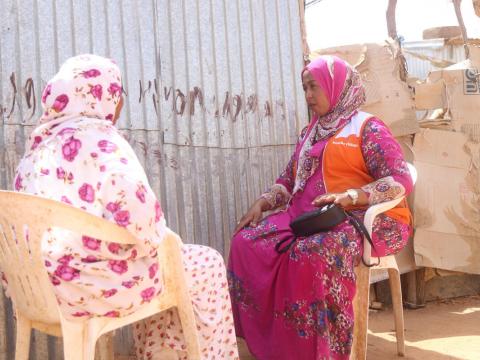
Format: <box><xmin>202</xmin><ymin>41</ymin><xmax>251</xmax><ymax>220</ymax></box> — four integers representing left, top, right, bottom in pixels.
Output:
<box><xmin>347</xmin><ymin>189</ymin><xmax>358</xmax><ymax>204</ymax></box>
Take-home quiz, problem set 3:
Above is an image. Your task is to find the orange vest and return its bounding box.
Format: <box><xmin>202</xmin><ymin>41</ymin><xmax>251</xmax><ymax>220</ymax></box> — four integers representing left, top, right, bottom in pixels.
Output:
<box><xmin>322</xmin><ymin>111</ymin><xmax>411</xmax><ymax>224</ymax></box>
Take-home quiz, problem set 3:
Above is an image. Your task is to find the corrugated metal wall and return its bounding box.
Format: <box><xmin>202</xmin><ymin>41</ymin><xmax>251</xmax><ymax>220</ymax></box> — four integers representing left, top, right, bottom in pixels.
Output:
<box><xmin>403</xmin><ymin>39</ymin><xmax>466</xmax><ymax>80</ymax></box>
<box><xmin>0</xmin><ymin>0</ymin><xmax>307</xmax><ymax>357</ymax></box>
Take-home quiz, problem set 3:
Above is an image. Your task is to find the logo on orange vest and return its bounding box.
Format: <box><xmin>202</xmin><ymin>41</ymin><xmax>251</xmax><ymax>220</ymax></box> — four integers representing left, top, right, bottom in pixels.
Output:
<box><xmin>332</xmin><ymin>140</ymin><xmax>358</xmax><ymax>148</ymax></box>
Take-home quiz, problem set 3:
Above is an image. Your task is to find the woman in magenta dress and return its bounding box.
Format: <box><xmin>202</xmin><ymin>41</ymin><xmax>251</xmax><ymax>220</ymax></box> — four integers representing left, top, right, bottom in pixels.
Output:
<box><xmin>228</xmin><ymin>56</ymin><xmax>413</xmax><ymax>359</ymax></box>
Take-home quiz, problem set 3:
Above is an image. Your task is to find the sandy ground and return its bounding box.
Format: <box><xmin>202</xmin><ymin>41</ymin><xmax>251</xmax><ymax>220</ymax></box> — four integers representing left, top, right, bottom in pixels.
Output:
<box><xmin>238</xmin><ymin>295</ymin><xmax>480</xmax><ymax>360</ymax></box>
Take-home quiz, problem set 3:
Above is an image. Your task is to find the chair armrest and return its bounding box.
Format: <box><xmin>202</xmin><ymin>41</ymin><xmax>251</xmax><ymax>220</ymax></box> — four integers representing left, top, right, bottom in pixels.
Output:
<box><xmin>163</xmin><ymin>228</ymin><xmax>184</xmax><ymax>248</ymax></box>
<box><xmin>362</xmin><ymin>196</ymin><xmax>405</xmax><ymax>265</ymax></box>
<box><xmin>157</xmin><ymin>228</ymin><xmax>184</xmax><ymax>273</ymax></box>
<box><xmin>362</xmin><ymin>162</ymin><xmax>416</xmax><ymax>265</ymax></box>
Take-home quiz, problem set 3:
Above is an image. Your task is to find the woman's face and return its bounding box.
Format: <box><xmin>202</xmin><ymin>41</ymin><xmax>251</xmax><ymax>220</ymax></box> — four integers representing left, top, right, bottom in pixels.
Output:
<box><xmin>302</xmin><ymin>70</ymin><xmax>330</xmax><ymax>116</ymax></box>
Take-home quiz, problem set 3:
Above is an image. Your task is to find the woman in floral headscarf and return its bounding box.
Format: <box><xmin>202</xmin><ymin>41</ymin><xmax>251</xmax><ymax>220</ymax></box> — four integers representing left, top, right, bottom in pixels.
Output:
<box><xmin>228</xmin><ymin>56</ymin><xmax>413</xmax><ymax>359</ymax></box>
<box><xmin>14</xmin><ymin>54</ymin><xmax>238</xmax><ymax>360</ymax></box>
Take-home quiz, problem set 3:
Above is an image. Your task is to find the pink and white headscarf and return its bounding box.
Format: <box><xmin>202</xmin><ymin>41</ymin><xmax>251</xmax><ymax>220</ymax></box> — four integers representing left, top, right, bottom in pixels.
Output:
<box><xmin>293</xmin><ymin>55</ymin><xmax>366</xmax><ymax>194</ymax></box>
<box><xmin>24</xmin><ymin>54</ymin><xmax>123</xmax><ymax>154</ymax></box>
<box><xmin>40</xmin><ymin>54</ymin><xmax>122</xmax><ymax>124</ymax></box>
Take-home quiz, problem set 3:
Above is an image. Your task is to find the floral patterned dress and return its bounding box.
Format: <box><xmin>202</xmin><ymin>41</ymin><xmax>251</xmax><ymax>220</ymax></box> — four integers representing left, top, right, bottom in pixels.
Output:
<box><xmin>228</xmin><ymin>118</ymin><xmax>413</xmax><ymax>360</ymax></box>
<box><xmin>13</xmin><ymin>54</ymin><xmax>238</xmax><ymax>360</ymax></box>
<box><xmin>16</xmin><ymin>117</ymin><xmax>167</xmax><ymax>317</ymax></box>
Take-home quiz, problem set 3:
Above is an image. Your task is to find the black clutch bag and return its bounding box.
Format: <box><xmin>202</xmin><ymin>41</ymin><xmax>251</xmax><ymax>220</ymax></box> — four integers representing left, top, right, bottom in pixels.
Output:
<box><xmin>276</xmin><ymin>204</ymin><xmax>379</xmax><ymax>267</ymax></box>
<box><xmin>289</xmin><ymin>203</ymin><xmax>347</xmax><ymax>237</ymax></box>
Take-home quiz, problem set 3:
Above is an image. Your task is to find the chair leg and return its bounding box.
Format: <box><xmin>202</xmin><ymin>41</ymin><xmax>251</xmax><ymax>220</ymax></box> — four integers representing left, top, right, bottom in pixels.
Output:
<box><xmin>164</xmin><ymin>232</ymin><xmax>201</xmax><ymax>359</ymax></box>
<box><xmin>95</xmin><ymin>333</ymin><xmax>115</xmax><ymax>360</ymax></box>
<box><xmin>83</xmin><ymin>333</ymin><xmax>98</xmax><ymax>360</ymax></box>
<box><xmin>15</xmin><ymin>313</ymin><xmax>31</xmax><ymax>360</ymax></box>
<box><xmin>177</xmin><ymin>305</ymin><xmax>201</xmax><ymax>360</ymax></box>
<box><xmin>61</xmin><ymin>319</ymin><xmax>97</xmax><ymax>360</ymax></box>
<box><xmin>351</xmin><ymin>265</ymin><xmax>370</xmax><ymax>360</ymax></box>
<box><xmin>388</xmin><ymin>268</ymin><xmax>405</xmax><ymax>356</ymax></box>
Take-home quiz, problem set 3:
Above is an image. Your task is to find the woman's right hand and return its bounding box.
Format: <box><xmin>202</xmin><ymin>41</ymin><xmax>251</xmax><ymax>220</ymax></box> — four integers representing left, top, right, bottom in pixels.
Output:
<box><xmin>234</xmin><ymin>198</ymin><xmax>271</xmax><ymax>234</ymax></box>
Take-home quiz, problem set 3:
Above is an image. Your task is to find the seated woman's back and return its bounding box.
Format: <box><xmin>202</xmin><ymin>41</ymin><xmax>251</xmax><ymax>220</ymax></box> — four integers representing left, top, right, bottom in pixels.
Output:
<box><xmin>14</xmin><ymin>54</ymin><xmax>165</xmax><ymax>318</ymax></box>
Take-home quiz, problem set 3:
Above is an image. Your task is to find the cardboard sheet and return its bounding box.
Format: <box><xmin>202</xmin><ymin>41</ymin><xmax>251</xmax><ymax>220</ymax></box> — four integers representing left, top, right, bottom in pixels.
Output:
<box><xmin>414</xmin><ymin>46</ymin><xmax>480</xmax><ymax>139</ymax></box>
<box><xmin>413</xmin><ymin>129</ymin><xmax>480</xmax><ymax>274</ymax></box>
<box><xmin>414</xmin><ymin>79</ymin><xmax>445</xmax><ymax>110</ymax></box>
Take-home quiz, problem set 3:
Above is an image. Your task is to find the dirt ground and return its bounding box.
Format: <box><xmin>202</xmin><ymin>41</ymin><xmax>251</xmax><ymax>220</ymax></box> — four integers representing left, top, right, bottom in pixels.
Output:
<box><xmin>238</xmin><ymin>295</ymin><xmax>480</xmax><ymax>360</ymax></box>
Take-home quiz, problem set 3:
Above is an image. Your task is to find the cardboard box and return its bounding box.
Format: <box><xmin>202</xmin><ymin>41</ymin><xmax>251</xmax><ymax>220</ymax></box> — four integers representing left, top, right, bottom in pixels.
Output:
<box><xmin>413</xmin><ymin>128</ymin><xmax>480</xmax><ymax>274</ymax></box>
<box><xmin>312</xmin><ymin>42</ymin><xmax>419</xmax><ymax>137</ymax></box>
<box><xmin>414</xmin><ymin>46</ymin><xmax>480</xmax><ymax>138</ymax></box>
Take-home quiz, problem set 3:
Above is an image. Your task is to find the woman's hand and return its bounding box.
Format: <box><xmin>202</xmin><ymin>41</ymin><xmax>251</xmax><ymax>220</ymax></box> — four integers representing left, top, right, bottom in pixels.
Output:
<box><xmin>234</xmin><ymin>198</ymin><xmax>271</xmax><ymax>234</ymax></box>
<box><xmin>312</xmin><ymin>192</ymin><xmax>353</xmax><ymax>208</ymax></box>
<box><xmin>312</xmin><ymin>189</ymin><xmax>368</xmax><ymax>208</ymax></box>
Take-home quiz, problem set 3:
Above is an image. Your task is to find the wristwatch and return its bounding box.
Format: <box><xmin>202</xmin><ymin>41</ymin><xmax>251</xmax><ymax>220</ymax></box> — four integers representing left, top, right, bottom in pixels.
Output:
<box><xmin>345</xmin><ymin>189</ymin><xmax>359</xmax><ymax>205</ymax></box>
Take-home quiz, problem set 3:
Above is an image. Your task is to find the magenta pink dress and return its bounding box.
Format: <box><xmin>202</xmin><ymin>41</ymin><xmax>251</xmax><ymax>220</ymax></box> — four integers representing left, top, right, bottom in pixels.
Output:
<box><xmin>228</xmin><ymin>118</ymin><xmax>413</xmax><ymax>360</ymax></box>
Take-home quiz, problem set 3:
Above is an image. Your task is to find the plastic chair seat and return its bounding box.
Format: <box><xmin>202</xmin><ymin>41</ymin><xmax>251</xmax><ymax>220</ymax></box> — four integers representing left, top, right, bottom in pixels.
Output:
<box><xmin>0</xmin><ymin>190</ymin><xmax>201</xmax><ymax>360</ymax></box>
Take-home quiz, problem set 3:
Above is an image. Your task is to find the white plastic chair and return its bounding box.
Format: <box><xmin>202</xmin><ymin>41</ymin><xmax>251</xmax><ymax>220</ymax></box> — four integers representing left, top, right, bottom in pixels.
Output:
<box><xmin>351</xmin><ymin>163</ymin><xmax>417</xmax><ymax>360</ymax></box>
<box><xmin>0</xmin><ymin>190</ymin><xmax>201</xmax><ymax>360</ymax></box>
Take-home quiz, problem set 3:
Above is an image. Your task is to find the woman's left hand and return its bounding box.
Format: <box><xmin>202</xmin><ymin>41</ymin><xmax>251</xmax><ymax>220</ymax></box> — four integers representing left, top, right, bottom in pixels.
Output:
<box><xmin>312</xmin><ymin>192</ymin><xmax>352</xmax><ymax>208</ymax></box>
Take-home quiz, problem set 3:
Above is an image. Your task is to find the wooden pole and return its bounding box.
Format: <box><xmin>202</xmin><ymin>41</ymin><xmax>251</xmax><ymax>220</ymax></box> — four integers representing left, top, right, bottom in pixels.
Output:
<box><xmin>452</xmin><ymin>0</ymin><xmax>470</xmax><ymax>58</ymax></box>
<box><xmin>386</xmin><ymin>0</ymin><xmax>398</xmax><ymax>39</ymax></box>
<box><xmin>299</xmin><ymin>0</ymin><xmax>311</xmax><ymax>64</ymax></box>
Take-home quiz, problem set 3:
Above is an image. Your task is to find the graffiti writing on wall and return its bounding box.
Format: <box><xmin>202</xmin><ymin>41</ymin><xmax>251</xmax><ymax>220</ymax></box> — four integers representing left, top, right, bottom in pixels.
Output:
<box><xmin>0</xmin><ymin>73</ymin><xmax>37</xmax><ymax>122</ymax></box>
<box><xmin>138</xmin><ymin>79</ymin><xmax>280</xmax><ymax>120</ymax></box>
<box><xmin>1</xmin><ymin>73</ymin><xmax>284</xmax><ymax>123</ymax></box>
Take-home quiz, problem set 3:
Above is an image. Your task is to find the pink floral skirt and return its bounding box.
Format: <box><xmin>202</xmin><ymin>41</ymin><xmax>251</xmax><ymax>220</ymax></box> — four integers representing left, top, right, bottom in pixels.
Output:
<box><xmin>134</xmin><ymin>244</ymin><xmax>239</xmax><ymax>360</ymax></box>
<box><xmin>228</xmin><ymin>210</ymin><xmax>409</xmax><ymax>360</ymax></box>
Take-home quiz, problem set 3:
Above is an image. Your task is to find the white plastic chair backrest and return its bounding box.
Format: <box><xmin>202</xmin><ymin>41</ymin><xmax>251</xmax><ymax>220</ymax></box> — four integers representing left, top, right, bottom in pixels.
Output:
<box><xmin>362</xmin><ymin>162</ymin><xmax>417</xmax><ymax>265</ymax></box>
<box><xmin>407</xmin><ymin>163</ymin><xmax>417</xmax><ymax>185</ymax></box>
<box><xmin>0</xmin><ymin>190</ymin><xmax>138</xmax><ymax>324</ymax></box>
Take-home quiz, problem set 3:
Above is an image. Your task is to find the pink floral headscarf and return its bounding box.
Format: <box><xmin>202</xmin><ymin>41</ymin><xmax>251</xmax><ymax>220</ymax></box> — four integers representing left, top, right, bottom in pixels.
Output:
<box><xmin>24</xmin><ymin>54</ymin><xmax>123</xmax><ymax>154</ymax></box>
<box><xmin>294</xmin><ymin>55</ymin><xmax>366</xmax><ymax>193</ymax></box>
<box><xmin>40</xmin><ymin>54</ymin><xmax>122</xmax><ymax>124</ymax></box>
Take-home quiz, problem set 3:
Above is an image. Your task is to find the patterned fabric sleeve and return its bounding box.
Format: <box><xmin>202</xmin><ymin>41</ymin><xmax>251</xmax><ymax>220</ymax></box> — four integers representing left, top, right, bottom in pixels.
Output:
<box><xmin>99</xmin><ymin>171</ymin><xmax>166</xmax><ymax>255</ymax></box>
<box><xmin>260</xmin><ymin>126</ymin><xmax>308</xmax><ymax>209</ymax></box>
<box><xmin>88</xmin><ymin>126</ymin><xmax>167</xmax><ymax>257</ymax></box>
<box><xmin>360</xmin><ymin>118</ymin><xmax>413</xmax><ymax>205</ymax></box>
<box><xmin>260</xmin><ymin>177</ymin><xmax>293</xmax><ymax>209</ymax></box>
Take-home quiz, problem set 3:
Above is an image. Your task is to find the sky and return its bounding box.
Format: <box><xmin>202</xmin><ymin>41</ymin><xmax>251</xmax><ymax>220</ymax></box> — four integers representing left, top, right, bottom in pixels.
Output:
<box><xmin>305</xmin><ymin>0</ymin><xmax>480</xmax><ymax>51</ymax></box>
